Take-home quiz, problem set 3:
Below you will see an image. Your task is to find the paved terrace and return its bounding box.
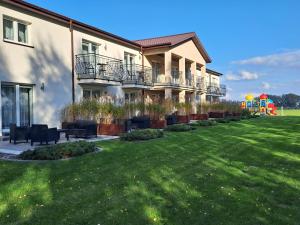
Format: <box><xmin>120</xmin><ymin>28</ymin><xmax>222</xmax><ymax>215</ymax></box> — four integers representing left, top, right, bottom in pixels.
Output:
<box><xmin>0</xmin><ymin>135</ymin><xmax>119</xmax><ymax>155</ymax></box>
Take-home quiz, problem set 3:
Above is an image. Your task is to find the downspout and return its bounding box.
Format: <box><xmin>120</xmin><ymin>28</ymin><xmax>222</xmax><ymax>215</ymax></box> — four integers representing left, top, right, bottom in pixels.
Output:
<box><xmin>141</xmin><ymin>46</ymin><xmax>145</xmax><ymax>114</ymax></box>
<box><xmin>69</xmin><ymin>20</ymin><xmax>75</xmax><ymax>104</ymax></box>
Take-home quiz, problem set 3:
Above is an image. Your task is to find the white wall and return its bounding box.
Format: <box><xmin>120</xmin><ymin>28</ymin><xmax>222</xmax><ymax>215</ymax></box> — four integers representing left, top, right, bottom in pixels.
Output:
<box><xmin>0</xmin><ymin>2</ymin><xmax>142</xmax><ymax>132</ymax></box>
<box><xmin>0</xmin><ymin>3</ymin><xmax>72</xmax><ymax>129</ymax></box>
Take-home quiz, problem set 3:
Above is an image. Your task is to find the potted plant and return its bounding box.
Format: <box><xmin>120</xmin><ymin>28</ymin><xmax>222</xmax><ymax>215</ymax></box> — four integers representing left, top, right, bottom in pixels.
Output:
<box><xmin>163</xmin><ymin>99</ymin><xmax>177</xmax><ymax>125</ymax></box>
<box><xmin>98</xmin><ymin>103</ymin><xmax>125</xmax><ymax>136</ymax></box>
<box><xmin>209</xmin><ymin>102</ymin><xmax>225</xmax><ymax>119</ymax></box>
<box><xmin>193</xmin><ymin>103</ymin><xmax>209</xmax><ymax>120</ymax></box>
<box><xmin>175</xmin><ymin>102</ymin><xmax>191</xmax><ymax>123</ymax></box>
<box><xmin>60</xmin><ymin>99</ymin><xmax>100</xmax><ymax>128</ymax></box>
<box><xmin>147</xmin><ymin>103</ymin><xmax>167</xmax><ymax>129</ymax></box>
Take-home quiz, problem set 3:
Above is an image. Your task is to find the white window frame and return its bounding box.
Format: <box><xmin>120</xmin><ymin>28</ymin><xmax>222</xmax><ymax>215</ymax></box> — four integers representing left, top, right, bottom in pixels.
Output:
<box><xmin>82</xmin><ymin>88</ymin><xmax>102</xmax><ymax>99</ymax></box>
<box><xmin>2</xmin><ymin>15</ymin><xmax>31</xmax><ymax>46</ymax></box>
<box><xmin>82</xmin><ymin>39</ymin><xmax>100</xmax><ymax>54</ymax></box>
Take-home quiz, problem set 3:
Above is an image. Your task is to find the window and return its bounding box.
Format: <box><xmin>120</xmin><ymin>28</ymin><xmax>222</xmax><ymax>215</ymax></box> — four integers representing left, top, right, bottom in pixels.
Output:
<box><xmin>1</xmin><ymin>84</ymin><xmax>33</xmax><ymax>130</ymax></box>
<box><xmin>82</xmin><ymin>40</ymin><xmax>99</xmax><ymax>54</ymax></box>
<box><xmin>124</xmin><ymin>52</ymin><xmax>135</xmax><ymax>75</ymax></box>
<box><xmin>152</xmin><ymin>62</ymin><xmax>160</xmax><ymax>83</ymax></box>
<box><xmin>3</xmin><ymin>18</ymin><xmax>14</xmax><ymax>40</ymax></box>
<box><xmin>83</xmin><ymin>89</ymin><xmax>101</xmax><ymax>99</ymax></box>
<box><xmin>18</xmin><ymin>22</ymin><xmax>28</xmax><ymax>43</ymax></box>
<box><xmin>3</xmin><ymin>16</ymin><xmax>30</xmax><ymax>44</ymax></box>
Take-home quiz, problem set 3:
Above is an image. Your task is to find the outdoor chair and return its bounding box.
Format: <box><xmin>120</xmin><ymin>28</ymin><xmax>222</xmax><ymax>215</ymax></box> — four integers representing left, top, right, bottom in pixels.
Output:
<box><xmin>165</xmin><ymin>114</ymin><xmax>177</xmax><ymax>125</ymax></box>
<box><xmin>62</xmin><ymin>120</ymin><xmax>97</xmax><ymax>138</ymax></box>
<box><xmin>9</xmin><ymin>124</ymin><xmax>29</xmax><ymax>144</ymax></box>
<box><xmin>30</xmin><ymin>124</ymin><xmax>59</xmax><ymax>146</ymax></box>
<box><xmin>131</xmin><ymin>116</ymin><xmax>150</xmax><ymax>129</ymax></box>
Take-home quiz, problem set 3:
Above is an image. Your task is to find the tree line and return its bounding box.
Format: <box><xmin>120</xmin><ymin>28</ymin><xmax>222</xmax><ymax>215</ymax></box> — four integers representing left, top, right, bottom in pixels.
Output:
<box><xmin>255</xmin><ymin>93</ymin><xmax>300</xmax><ymax>108</ymax></box>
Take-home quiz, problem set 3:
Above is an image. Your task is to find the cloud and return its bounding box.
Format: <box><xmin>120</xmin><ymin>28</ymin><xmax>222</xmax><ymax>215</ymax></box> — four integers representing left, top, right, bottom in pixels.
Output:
<box><xmin>262</xmin><ymin>82</ymin><xmax>271</xmax><ymax>90</ymax></box>
<box><xmin>232</xmin><ymin>50</ymin><xmax>300</xmax><ymax>68</ymax></box>
<box><xmin>226</xmin><ymin>70</ymin><xmax>259</xmax><ymax>81</ymax></box>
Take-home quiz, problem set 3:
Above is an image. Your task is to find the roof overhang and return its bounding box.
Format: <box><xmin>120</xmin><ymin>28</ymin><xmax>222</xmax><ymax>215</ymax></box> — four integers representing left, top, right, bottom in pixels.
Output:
<box><xmin>206</xmin><ymin>68</ymin><xmax>223</xmax><ymax>76</ymax></box>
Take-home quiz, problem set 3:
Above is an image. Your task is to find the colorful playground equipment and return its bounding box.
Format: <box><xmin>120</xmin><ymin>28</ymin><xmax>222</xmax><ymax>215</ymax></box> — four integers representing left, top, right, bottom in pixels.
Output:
<box><xmin>241</xmin><ymin>93</ymin><xmax>277</xmax><ymax>115</ymax></box>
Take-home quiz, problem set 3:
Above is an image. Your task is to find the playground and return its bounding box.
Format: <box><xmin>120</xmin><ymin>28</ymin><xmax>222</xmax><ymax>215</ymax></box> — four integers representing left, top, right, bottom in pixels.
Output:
<box><xmin>242</xmin><ymin>93</ymin><xmax>278</xmax><ymax>116</ymax></box>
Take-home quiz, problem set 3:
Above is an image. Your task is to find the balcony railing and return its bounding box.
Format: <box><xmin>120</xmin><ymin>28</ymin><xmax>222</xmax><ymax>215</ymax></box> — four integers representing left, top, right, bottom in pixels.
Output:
<box><xmin>122</xmin><ymin>64</ymin><xmax>152</xmax><ymax>86</ymax></box>
<box><xmin>75</xmin><ymin>54</ymin><xmax>124</xmax><ymax>81</ymax></box>
<box><xmin>206</xmin><ymin>83</ymin><xmax>226</xmax><ymax>96</ymax></box>
<box><xmin>196</xmin><ymin>77</ymin><xmax>206</xmax><ymax>91</ymax></box>
<box><xmin>185</xmin><ymin>72</ymin><xmax>194</xmax><ymax>87</ymax></box>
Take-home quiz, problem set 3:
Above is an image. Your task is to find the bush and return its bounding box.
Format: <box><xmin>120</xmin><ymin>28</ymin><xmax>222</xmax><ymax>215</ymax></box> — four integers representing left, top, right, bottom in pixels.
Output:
<box><xmin>197</xmin><ymin>120</ymin><xmax>217</xmax><ymax>127</ymax></box>
<box><xmin>216</xmin><ymin>118</ymin><xmax>231</xmax><ymax>123</ymax></box>
<box><xmin>164</xmin><ymin>124</ymin><xmax>196</xmax><ymax>132</ymax></box>
<box><xmin>241</xmin><ymin>109</ymin><xmax>251</xmax><ymax>118</ymax></box>
<box><xmin>19</xmin><ymin>141</ymin><xmax>97</xmax><ymax>160</ymax></box>
<box><xmin>191</xmin><ymin>120</ymin><xmax>217</xmax><ymax>127</ymax></box>
<box><xmin>229</xmin><ymin>117</ymin><xmax>241</xmax><ymax>122</ymax></box>
<box><xmin>120</xmin><ymin>129</ymin><xmax>163</xmax><ymax>141</ymax></box>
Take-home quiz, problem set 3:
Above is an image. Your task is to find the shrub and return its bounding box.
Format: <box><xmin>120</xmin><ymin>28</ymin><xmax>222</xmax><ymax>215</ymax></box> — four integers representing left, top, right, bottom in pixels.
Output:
<box><xmin>164</xmin><ymin>124</ymin><xmax>196</xmax><ymax>132</ymax></box>
<box><xmin>229</xmin><ymin>117</ymin><xmax>241</xmax><ymax>122</ymax></box>
<box><xmin>193</xmin><ymin>120</ymin><xmax>217</xmax><ymax>127</ymax></box>
<box><xmin>216</xmin><ymin>118</ymin><xmax>231</xmax><ymax>123</ymax></box>
<box><xmin>19</xmin><ymin>141</ymin><xmax>97</xmax><ymax>160</ymax></box>
<box><xmin>241</xmin><ymin>109</ymin><xmax>251</xmax><ymax>118</ymax></box>
<box><xmin>120</xmin><ymin>129</ymin><xmax>163</xmax><ymax>141</ymax></box>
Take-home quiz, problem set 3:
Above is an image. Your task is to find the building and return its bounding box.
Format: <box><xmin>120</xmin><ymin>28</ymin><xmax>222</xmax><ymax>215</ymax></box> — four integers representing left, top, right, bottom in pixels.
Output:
<box><xmin>0</xmin><ymin>0</ymin><xmax>226</xmax><ymax>135</ymax></box>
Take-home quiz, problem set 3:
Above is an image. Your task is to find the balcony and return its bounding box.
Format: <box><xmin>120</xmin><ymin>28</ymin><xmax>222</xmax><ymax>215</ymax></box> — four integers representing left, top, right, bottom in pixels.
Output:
<box><xmin>206</xmin><ymin>83</ymin><xmax>226</xmax><ymax>96</ymax></box>
<box><xmin>153</xmin><ymin>71</ymin><xmax>183</xmax><ymax>87</ymax></box>
<box><xmin>75</xmin><ymin>54</ymin><xmax>124</xmax><ymax>85</ymax></box>
<box><xmin>185</xmin><ymin>72</ymin><xmax>195</xmax><ymax>88</ymax></box>
<box><xmin>196</xmin><ymin>77</ymin><xmax>206</xmax><ymax>92</ymax></box>
<box><xmin>122</xmin><ymin>64</ymin><xmax>153</xmax><ymax>88</ymax></box>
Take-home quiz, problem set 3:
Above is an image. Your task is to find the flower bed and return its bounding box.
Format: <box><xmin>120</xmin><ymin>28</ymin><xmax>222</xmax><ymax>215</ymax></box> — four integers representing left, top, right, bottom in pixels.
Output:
<box><xmin>19</xmin><ymin>141</ymin><xmax>97</xmax><ymax>160</ymax></box>
<box><xmin>120</xmin><ymin>129</ymin><xmax>164</xmax><ymax>141</ymax></box>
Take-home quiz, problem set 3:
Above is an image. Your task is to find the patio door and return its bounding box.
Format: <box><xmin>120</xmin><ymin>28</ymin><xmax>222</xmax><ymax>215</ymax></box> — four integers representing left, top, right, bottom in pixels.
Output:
<box><xmin>1</xmin><ymin>85</ymin><xmax>16</xmax><ymax>129</ymax></box>
<box><xmin>19</xmin><ymin>87</ymin><xmax>31</xmax><ymax>126</ymax></box>
<box><xmin>1</xmin><ymin>84</ymin><xmax>32</xmax><ymax>132</ymax></box>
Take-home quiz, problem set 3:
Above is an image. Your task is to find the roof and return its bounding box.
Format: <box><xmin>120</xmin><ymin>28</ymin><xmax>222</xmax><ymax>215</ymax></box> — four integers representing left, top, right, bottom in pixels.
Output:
<box><xmin>206</xmin><ymin>68</ymin><xmax>223</xmax><ymax>76</ymax></box>
<box><xmin>2</xmin><ymin>0</ymin><xmax>141</xmax><ymax>49</ymax></box>
<box><xmin>134</xmin><ymin>32</ymin><xmax>212</xmax><ymax>63</ymax></box>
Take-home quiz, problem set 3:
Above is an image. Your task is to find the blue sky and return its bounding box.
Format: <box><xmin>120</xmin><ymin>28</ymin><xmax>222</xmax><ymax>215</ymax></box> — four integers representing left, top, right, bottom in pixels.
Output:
<box><xmin>27</xmin><ymin>0</ymin><xmax>300</xmax><ymax>100</ymax></box>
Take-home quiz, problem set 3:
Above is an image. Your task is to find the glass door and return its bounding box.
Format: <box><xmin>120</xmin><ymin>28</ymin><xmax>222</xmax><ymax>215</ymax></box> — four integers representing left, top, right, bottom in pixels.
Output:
<box><xmin>1</xmin><ymin>85</ymin><xmax>16</xmax><ymax>129</ymax></box>
<box><xmin>19</xmin><ymin>87</ymin><xmax>31</xmax><ymax>126</ymax></box>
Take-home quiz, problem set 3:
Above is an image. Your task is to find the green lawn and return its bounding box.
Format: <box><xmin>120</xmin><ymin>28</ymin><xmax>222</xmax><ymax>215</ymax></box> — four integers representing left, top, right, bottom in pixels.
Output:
<box><xmin>280</xmin><ymin>109</ymin><xmax>300</xmax><ymax>116</ymax></box>
<box><xmin>0</xmin><ymin>117</ymin><xmax>299</xmax><ymax>225</ymax></box>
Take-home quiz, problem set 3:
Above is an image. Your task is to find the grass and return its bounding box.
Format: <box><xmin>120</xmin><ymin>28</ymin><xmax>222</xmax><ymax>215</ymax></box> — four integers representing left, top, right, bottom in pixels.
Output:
<box><xmin>280</xmin><ymin>109</ymin><xmax>300</xmax><ymax>116</ymax></box>
<box><xmin>0</xmin><ymin>117</ymin><xmax>299</xmax><ymax>225</ymax></box>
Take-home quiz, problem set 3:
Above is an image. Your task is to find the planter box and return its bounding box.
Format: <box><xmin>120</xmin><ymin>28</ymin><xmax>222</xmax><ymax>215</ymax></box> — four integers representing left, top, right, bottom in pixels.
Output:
<box><xmin>209</xmin><ymin>112</ymin><xmax>225</xmax><ymax>119</ymax></box>
<box><xmin>190</xmin><ymin>114</ymin><xmax>208</xmax><ymax>120</ymax></box>
<box><xmin>176</xmin><ymin>115</ymin><xmax>190</xmax><ymax>124</ymax></box>
<box><xmin>199</xmin><ymin>114</ymin><xmax>209</xmax><ymax>120</ymax></box>
<box><xmin>150</xmin><ymin>120</ymin><xmax>167</xmax><ymax>129</ymax></box>
<box><xmin>98</xmin><ymin>123</ymin><xmax>124</xmax><ymax>136</ymax></box>
<box><xmin>190</xmin><ymin>114</ymin><xmax>198</xmax><ymax>120</ymax></box>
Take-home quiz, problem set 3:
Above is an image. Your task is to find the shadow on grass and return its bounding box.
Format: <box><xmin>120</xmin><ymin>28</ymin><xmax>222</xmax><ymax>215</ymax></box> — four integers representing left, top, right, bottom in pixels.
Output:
<box><xmin>0</xmin><ymin>117</ymin><xmax>299</xmax><ymax>225</ymax></box>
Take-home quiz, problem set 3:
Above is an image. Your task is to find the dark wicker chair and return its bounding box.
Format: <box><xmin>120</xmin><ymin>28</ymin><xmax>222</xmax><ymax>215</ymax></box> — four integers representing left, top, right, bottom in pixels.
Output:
<box><xmin>30</xmin><ymin>124</ymin><xmax>59</xmax><ymax>146</ymax></box>
<box><xmin>165</xmin><ymin>114</ymin><xmax>177</xmax><ymax>125</ymax></box>
<box><xmin>9</xmin><ymin>124</ymin><xmax>29</xmax><ymax>144</ymax></box>
<box><xmin>131</xmin><ymin>116</ymin><xmax>150</xmax><ymax>129</ymax></box>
